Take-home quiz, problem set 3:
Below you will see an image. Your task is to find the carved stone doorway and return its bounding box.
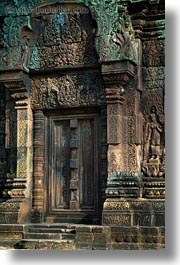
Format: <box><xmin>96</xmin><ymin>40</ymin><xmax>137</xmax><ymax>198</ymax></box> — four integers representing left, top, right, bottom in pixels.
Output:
<box><xmin>44</xmin><ymin>109</ymin><xmax>101</xmax><ymax>224</ymax></box>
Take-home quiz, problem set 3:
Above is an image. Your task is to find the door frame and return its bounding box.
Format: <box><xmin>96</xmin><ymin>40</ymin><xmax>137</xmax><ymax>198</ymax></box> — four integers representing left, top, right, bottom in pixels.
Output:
<box><xmin>44</xmin><ymin>109</ymin><xmax>101</xmax><ymax>224</ymax></box>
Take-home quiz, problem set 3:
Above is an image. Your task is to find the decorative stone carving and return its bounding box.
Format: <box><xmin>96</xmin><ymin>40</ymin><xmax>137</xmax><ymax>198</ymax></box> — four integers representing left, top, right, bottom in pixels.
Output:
<box><xmin>143</xmin><ymin>67</ymin><xmax>165</xmax><ymax>91</ymax></box>
<box><xmin>30</xmin><ymin>73</ymin><xmax>105</xmax><ymax>109</ymax></box>
<box><xmin>105</xmin><ymin>171</ymin><xmax>143</xmax><ymax>198</ymax></box>
<box><xmin>111</xmin><ymin>10</ymin><xmax>137</xmax><ymax>62</ymax></box>
<box><xmin>141</xmin><ymin>90</ymin><xmax>164</xmax><ymax>119</ymax></box>
<box><xmin>29</xmin><ymin>10</ymin><xmax>98</xmax><ymax>70</ymax></box>
<box><xmin>90</xmin><ymin>1</ymin><xmax>138</xmax><ymax>63</ymax></box>
<box><xmin>0</xmin><ymin>1</ymin><xmax>139</xmax><ymax>71</ymax></box>
<box><xmin>103</xmin><ymin>214</ymin><xmax>131</xmax><ymax>226</ymax></box>
<box><xmin>107</xmin><ymin>104</ymin><xmax>122</xmax><ymax>144</ymax></box>
<box><xmin>142</xmin><ymin>39</ymin><xmax>165</xmax><ymax>67</ymax></box>
<box><xmin>141</xmin><ymin>93</ymin><xmax>165</xmax><ymax>178</ymax></box>
<box><xmin>103</xmin><ymin>198</ymin><xmax>165</xmax><ymax>227</ymax></box>
<box><xmin>140</xmin><ymin>92</ymin><xmax>165</xmax><ymax>199</ymax></box>
<box><xmin>142</xmin><ymin>177</ymin><xmax>165</xmax><ymax>199</ymax></box>
<box><xmin>0</xmin><ymin>15</ymin><xmax>35</xmax><ymax>72</ymax></box>
<box><xmin>143</xmin><ymin>106</ymin><xmax>163</xmax><ymax>161</ymax></box>
<box><xmin>0</xmin><ymin>71</ymin><xmax>33</xmax><ymax>223</ymax></box>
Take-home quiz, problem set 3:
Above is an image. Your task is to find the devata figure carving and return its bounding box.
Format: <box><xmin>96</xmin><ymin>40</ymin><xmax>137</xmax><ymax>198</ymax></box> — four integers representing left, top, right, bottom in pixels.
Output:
<box><xmin>144</xmin><ymin>106</ymin><xmax>163</xmax><ymax>161</ymax></box>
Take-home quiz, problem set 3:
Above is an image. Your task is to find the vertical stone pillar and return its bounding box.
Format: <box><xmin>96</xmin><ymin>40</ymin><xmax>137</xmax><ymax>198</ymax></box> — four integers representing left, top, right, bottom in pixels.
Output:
<box><xmin>0</xmin><ymin>71</ymin><xmax>32</xmax><ymax>223</ymax></box>
<box><xmin>15</xmin><ymin>99</ymin><xmax>33</xmax><ymax>223</ymax></box>
<box><xmin>101</xmin><ymin>62</ymin><xmax>144</xmax><ymax>226</ymax></box>
<box><xmin>105</xmin><ymin>88</ymin><xmax>124</xmax><ymax>174</ymax></box>
<box><xmin>102</xmin><ymin>62</ymin><xmax>136</xmax><ymax>175</ymax></box>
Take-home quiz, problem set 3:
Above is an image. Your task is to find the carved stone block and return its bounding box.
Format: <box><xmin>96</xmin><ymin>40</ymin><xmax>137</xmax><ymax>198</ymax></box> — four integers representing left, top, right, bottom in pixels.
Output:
<box><xmin>103</xmin><ymin>198</ymin><xmax>165</xmax><ymax>227</ymax></box>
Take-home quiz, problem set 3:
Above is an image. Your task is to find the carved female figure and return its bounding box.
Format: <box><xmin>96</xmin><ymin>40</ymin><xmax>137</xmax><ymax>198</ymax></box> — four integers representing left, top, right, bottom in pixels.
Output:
<box><xmin>144</xmin><ymin>106</ymin><xmax>163</xmax><ymax>161</ymax></box>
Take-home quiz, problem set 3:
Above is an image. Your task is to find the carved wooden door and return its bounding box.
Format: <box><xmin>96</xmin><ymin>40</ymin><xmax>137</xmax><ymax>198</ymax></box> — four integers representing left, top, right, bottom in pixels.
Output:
<box><xmin>46</xmin><ymin>113</ymin><xmax>99</xmax><ymax>224</ymax></box>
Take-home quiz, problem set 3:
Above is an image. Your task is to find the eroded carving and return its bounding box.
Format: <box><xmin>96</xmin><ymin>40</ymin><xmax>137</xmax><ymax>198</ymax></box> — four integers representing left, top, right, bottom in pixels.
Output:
<box><xmin>142</xmin><ymin>39</ymin><xmax>165</xmax><ymax>67</ymax></box>
<box><xmin>103</xmin><ymin>214</ymin><xmax>131</xmax><ymax>226</ymax></box>
<box><xmin>30</xmin><ymin>73</ymin><xmax>105</xmax><ymax>109</ymax></box>
<box><xmin>90</xmin><ymin>1</ymin><xmax>138</xmax><ymax>63</ymax></box>
<box><xmin>143</xmin><ymin>67</ymin><xmax>165</xmax><ymax>90</ymax></box>
<box><xmin>106</xmin><ymin>171</ymin><xmax>143</xmax><ymax>198</ymax></box>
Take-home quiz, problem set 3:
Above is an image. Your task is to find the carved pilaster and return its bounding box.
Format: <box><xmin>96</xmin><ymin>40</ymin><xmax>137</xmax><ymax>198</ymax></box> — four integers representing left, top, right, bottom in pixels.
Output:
<box><xmin>0</xmin><ymin>71</ymin><xmax>32</xmax><ymax>223</ymax></box>
<box><xmin>102</xmin><ymin>60</ymin><xmax>145</xmax><ymax>226</ymax></box>
<box><xmin>102</xmin><ymin>61</ymin><xmax>136</xmax><ymax>174</ymax></box>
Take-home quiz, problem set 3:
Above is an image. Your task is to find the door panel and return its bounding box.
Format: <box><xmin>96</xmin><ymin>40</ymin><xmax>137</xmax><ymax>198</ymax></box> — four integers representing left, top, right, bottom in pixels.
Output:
<box><xmin>47</xmin><ymin>113</ymin><xmax>99</xmax><ymax>223</ymax></box>
<box><xmin>79</xmin><ymin>119</ymin><xmax>95</xmax><ymax>209</ymax></box>
<box><xmin>53</xmin><ymin>120</ymin><xmax>71</xmax><ymax>209</ymax></box>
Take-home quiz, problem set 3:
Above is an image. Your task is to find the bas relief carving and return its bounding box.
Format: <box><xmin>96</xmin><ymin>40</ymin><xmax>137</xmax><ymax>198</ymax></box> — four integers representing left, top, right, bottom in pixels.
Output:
<box><xmin>0</xmin><ymin>1</ymin><xmax>139</xmax><ymax>72</ymax></box>
<box><xmin>111</xmin><ymin>10</ymin><xmax>137</xmax><ymax>63</ymax></box>
<box><xmin>30</xmin><ymin>73</ymin><xmax>105</xmax><ymax>109</ymax></box>
<box><xmin>141</xmin><ymin>93</ymin><xmax>165</xmax><ymax>181</ymax></box>
<box><xmin>0</xmin><ymin>0</ymin><xmax>165</xmax><ymax>230</ymax></box>
<box><xmin>143</xmin><ymin>106</ymin><xmax>163</xmax><ymax>162</ymax></box>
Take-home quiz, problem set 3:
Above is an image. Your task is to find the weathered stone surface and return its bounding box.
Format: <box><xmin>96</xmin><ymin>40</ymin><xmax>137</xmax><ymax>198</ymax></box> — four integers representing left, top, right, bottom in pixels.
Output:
<box><xmin>0</xmin><ymin>0</ymin><xmax>165</xmax><ymax>250</ymax></box>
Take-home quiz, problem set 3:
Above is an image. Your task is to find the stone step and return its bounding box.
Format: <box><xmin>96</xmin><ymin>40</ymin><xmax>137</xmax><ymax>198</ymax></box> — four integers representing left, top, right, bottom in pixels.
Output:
<box><xmin>14</xmin><ymin>239</ymin><xmax>75</xmax><ymax>250</ymax></box>
<box><xmin>23</xmin><ymin>233</ymin><xmax>61</xmax><ymax>240</ymax></box>
<box><xmin>27</xmin><ymin>227</ymin><xmax>75</xmax><ymax>234</ymax></box>
<box><xmin>23</xmin><ymin>232</ymin><xmax>75</xmax><ymax>240</ymax></box>
<box><xmin>26</xmin><ymin>223</ymin><xmax>76</xmax><ymax>228</ymax></box>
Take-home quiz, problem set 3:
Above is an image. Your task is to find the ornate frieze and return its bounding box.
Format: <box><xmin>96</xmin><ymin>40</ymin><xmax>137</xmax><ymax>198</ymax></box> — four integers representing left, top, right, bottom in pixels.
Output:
<box><xmin>30</xmin><ymin>72</ymin><xmax>105</xmax><ymax>109</ymax></box>
<box><xmin>103</xmin><ymin>198</ymin><xmax>165</xmax><ymax>226</ymax></box>
<box><xmin>103</xmin><ymin>198</ymin><xmax>165</xmax><ymax>211</ymax></box>
<box><xmin>103</xmin><ymin>214</ymin><xmax>131</xmax><ymax>226</ymax></box>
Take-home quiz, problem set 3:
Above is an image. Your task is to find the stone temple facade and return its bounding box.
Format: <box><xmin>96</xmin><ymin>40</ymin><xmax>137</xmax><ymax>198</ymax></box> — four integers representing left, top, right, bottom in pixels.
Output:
<box><xmin>0</xmin><ymin>0</ymin><xmax>165</xmax><ymax>250</ymax></box>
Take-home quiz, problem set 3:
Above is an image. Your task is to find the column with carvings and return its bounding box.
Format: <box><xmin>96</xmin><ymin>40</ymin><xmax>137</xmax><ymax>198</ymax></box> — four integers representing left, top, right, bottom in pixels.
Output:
<box><xmin>101</xmin><ymin>61</ymin><xmax>143</xmax><ymax>226</ymax></box>
<box><xmin>96</xmin><ymin>0</ymin><xmax>165</xmax><ymax>227</ymax></box>
<box><xmin>0</xmin><ymin>71</ymin><xmax>33</xmax><ymax>223</ymax></box>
